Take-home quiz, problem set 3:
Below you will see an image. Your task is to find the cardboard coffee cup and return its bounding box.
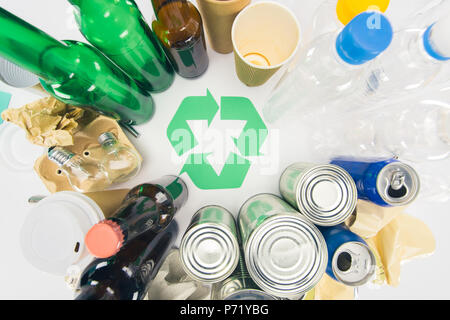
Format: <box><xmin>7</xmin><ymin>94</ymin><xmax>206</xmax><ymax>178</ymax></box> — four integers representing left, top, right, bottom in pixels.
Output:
<box><xmin>232</xmin><ymin>1</ymin><xmax>301</xmax><ymax>87</ymax></box>
<box><xmin>197</xmin><ymin>0</ymin><xmax>251</xmax><ymax>54</ymax></box>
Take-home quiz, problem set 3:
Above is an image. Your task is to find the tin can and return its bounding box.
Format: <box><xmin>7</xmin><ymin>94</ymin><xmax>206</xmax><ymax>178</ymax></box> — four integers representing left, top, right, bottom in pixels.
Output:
<box><xmin>238</xmin><ymin>194</ymin><xmax>327</xmax><ymax>299</ymax></box>
<box><xmin>279</xmin><ymin>162</ymin><xmax>358</xmax><ymax>226</ymax></box>
<box><xmin>330</xmin><ymin>158</ymin><xmax>420</xmax><ymax>207</ymax></box>
<box><xmin>211</xmin><ymin>253</ymin><xmax>278</xmax><ymax>300</ymax></box>
<box><xmin>180</xmin><ymin>206</ymin><xmax>240</xmax><ymax>283</ymax></box>
<box><xmin>318</xmin><ymin>224</ymin><xmax>376</xmax><ymax>287</ymax></box>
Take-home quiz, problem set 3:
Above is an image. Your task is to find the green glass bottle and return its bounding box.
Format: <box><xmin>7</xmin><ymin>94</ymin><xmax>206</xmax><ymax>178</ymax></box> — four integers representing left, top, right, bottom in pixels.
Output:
<box><xmin>0</xmin><ymin>7</ymin><xmax>153</xmax><ymax>125</ymax></box>
<box><xmin>69</xmin><ymin>0</ymin><xmax>174</xmax><ymax>93</ymax></box>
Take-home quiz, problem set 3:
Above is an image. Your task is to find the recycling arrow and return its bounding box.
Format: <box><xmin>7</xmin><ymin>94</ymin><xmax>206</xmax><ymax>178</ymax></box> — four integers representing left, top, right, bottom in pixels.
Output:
<box><xmin>167</xmin><ymin>90</ymin><xmax>219</xmax><ymax>156</ymax></box>
<box><xmin>221</xmin><ymin>96</ymin><xmax>268</xmax><ymax>157</ymax></box>
<box><xmin>180</xmin><ymin>152</ymin><xmax>251</xmax><ymax>190</ymax></box>
<box><xmin>167</xmin><ymin>90</ymin><xmax>268</xmax><ymax>190</ymax></box>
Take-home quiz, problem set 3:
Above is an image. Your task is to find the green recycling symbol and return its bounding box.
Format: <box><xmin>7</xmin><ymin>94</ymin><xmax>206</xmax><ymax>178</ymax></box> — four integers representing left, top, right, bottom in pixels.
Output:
<box><xmin>167</xmin><ymin>90</ymin><xmax>268</xmax><ymax>190</ymax></box>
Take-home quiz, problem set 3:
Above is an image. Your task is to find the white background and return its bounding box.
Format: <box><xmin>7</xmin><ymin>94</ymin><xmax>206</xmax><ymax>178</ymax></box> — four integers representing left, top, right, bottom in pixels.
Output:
<box><xmin>0</xmin><ymin>0</ymin><xmax>449</xmax><ymax>300</ymax></box>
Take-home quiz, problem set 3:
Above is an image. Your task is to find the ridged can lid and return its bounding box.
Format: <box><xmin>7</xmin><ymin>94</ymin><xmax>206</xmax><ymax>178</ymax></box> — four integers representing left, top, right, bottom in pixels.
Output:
<box><xmin>332</xmin><ymin>241</ymin><xmax>376</xmax><ymax>286</ymax></box>
<box><xmin>377</xmin><ymin>162</ymin><xmax>420</xmax><ymax>206</ymax></box>
<box><xmin>244</xmin><ymin>214</ymin><xmax>327</xmax><ymax>299</ymax></box>
<box><xmin>297</xmin><ymin>165</ymin><xmax>357</xmax><ymax>226</ymax></box>
<box><xmin>180</xmin><ymin>223</ymin><xmax>240</xmax><ymax>283</ymax></box>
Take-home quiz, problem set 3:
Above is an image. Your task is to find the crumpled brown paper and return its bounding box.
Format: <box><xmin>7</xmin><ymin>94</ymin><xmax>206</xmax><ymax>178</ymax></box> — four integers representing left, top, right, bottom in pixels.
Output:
<box><xmin>345</xmin><ymin>201</ymin><xmax>436</xmax><ymax>287</ymax></box>
<box><xmin>311</xmin><ymin>274</ymin><xmax>355</xmax><ymax>300</ymax></box>
<box><xmin>145</xmin><ymin>249</ymin><xmax>211</xmax><ymax>300</ymax></box>
<box><xmin>347</xmin><ymin>200</ymin><xmax>406</xmax><ymax>238</ymax></box>
<box><xmin>1</xmin><ymin>96</ymin><xmax>96</xmax><ymax>147</ymax></box>
<box><xmin>367</xmin><ymin>213</ymin><xmax>436</xmax><ymax>287</ymax></box>
<box><xmin>34</xmin><ymin>115</ymin><xmax>142</xmax><ymax>193</ymax></box>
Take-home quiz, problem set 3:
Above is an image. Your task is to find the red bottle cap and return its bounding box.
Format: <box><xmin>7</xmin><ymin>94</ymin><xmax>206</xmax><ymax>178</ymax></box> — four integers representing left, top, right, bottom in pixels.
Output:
<box><xmin>85</xmin><ymin>220</ymin><xmax>124</xmax><ymax>258</ymax></box>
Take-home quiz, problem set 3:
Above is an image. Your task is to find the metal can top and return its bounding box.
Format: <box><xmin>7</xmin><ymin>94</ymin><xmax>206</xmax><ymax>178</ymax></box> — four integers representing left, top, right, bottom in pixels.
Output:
<box><xmin>244</xmin><ymin>214</ymin><xmax>328</xmax><ymax>299</ymax></box>
<box><xmin>332</xmin><ymin>241</ymin><xmax>376</xmax><ymax>286</ymax></box>
<box><xmin>180</xmin><ymin>208</ymin><xmax>240</xmax><ymax>283</ymax></box>
<box><xmin>296</xmin><ymin>165</ymin><xmax>358</xmax><ymax>226</ymax></box>
<box><xmin>377</xmin><ymin>162</ymin><xmax>420</xmax><ymax>206</ymax></box>
<box><xmin>225</xmin><ymin>289</ymin><xmax>278</xmax><ymax>300</ymax></box>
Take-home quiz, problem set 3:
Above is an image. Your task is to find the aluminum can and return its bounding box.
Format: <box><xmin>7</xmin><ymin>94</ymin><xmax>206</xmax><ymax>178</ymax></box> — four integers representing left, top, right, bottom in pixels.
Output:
<box><xmin>318</xmin><ymin>224</ymin><xmax>376</xmax><ymax>286</ymax></box>
<box><xmin>238</xmin><ymin>194</ymin><xmax>327</xmax><ymax>299</ymax></box>
<box><xmin>180</xmin><ymin>206</ymin><xmax>240</xmax><ymax>283</ymax></box>
<box><xmin>330</xmin><ymin>158</ymin><xmax>420</xmax><ymax>207</ymax></box>
<box><xmin>280</xmin><ymin>162</ymin><xmax>357</xmax><ymax>226</ymax></box>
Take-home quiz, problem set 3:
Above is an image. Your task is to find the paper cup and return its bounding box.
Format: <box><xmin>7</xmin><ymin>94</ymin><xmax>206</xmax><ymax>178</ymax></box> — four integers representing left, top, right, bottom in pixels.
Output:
<box><xmin>232</xmin><ymin>1</ymin><xmax>301</xmax><ymax>87</ymax></box>
<box><xmin>197</xmin><ymin>0</ymin><xmax>251</xmax><ymax>54</ymax></box>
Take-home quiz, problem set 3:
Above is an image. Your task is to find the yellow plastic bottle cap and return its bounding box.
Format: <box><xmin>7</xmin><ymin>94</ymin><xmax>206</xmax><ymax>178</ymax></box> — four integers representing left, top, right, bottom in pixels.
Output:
<box><xmin>336</xmin><ymin>0</ymin><xmax>390</xmax><ymax>25</ymax></box>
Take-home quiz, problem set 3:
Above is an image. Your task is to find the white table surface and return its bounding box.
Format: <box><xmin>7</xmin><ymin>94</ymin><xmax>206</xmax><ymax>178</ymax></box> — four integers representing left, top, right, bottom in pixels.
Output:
<box><xmin>0</xmin><ymin>0</ymin><xmax>449</xmax><ymax>300</ymax></box>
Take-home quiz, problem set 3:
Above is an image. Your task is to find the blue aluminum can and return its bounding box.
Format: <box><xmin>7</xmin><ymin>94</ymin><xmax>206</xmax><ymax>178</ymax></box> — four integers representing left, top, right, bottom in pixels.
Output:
<box><xmin>318</xmin><ymin>224</ymin><xmax>376</xmax><ymax>287</ymax></box>
<box><xmin>330</xmin><ymin>157</ymin><xmax>420</xmax><ymax>207</ymax></box>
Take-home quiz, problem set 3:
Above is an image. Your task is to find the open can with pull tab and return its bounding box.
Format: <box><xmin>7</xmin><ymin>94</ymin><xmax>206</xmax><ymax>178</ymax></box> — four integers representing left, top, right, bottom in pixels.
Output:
<box><xmin>330</xmin><ymin>157</ymin><xmax>420</xmax><ymax>207</ymax></box>
<box><xmin>318</xmin><ymin>224</ymin><xmax>376</xmax><ymax>287</ymax></box>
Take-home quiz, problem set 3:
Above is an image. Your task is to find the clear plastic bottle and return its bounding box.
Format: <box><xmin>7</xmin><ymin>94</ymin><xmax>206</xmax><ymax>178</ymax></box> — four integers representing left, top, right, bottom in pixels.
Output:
<box><xmin>263</xmin><ymin>12</ymin><xmax>393</xmax><ymax>124</ymax></box>
<box><xmin>94</xmin><ymin>132</ymin><xmax>142</xmax><ymax>184</ymax></box>
<box><xmin>311</xmin><ymin>0</ymin><xmax>390</xmax><ymax>38</ymax></box>
<box><xmin>309</xmin><ymin>98</ymin><xmax>450</xmax><ymax>163</ymax></box>
<box><xmin>360</xmin><ymin>14</ymin><xmax>450</xmax><ymax>104</ymax></box>
<box><xmin>47</xmin><ymin>147</ymin><xmax>111</xmax><ymax>193</ymax></box>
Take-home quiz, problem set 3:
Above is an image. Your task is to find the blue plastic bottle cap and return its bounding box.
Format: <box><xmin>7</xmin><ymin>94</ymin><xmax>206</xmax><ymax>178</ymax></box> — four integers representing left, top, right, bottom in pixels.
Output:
<box><xmin>423</xmin><ymin>24</ymin><xmax>450</xmax><ymax>61</ymax></box>
<box><xmin>336</xmin><ymin>12</ymin><xmax>393</xmax><ymax>65</ymax></box>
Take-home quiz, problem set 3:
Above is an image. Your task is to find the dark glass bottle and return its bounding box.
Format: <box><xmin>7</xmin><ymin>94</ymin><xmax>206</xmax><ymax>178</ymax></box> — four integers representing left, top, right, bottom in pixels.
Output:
<box><xmin>151</xmin><ymin>0</ymin><xmax>209</xmax><ymax>78</ymax></box>
<box><xmin>69</xmin><ymin>0</ymin><xmax>175</xmax><ymax>93</ymax></box>
<box><xmin>84</xmin><ymin>175</ymin><xmax>187</xmax><ymax>258</ymax></box>
<box><xmin>76</xmin><ymin>221</ymin><xmax>179</xmax><ymax>300</ymax></box>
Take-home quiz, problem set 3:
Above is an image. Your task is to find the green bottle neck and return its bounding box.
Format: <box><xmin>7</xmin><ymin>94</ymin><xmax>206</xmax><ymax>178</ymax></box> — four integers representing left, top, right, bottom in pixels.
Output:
<box><xmin>68</xmin><ymin>0</ymin><xmax>82</xmax><ymax>6</ymax></box>
<box><xmin>0</xmin><ymin>7</ymin><xmax>66</xmax><ymax>80</ymax></box>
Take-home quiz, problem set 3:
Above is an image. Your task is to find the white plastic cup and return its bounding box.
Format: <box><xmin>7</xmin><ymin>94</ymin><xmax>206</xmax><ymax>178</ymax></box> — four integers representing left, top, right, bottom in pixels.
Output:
<box><xmin>20</xmin><ymin>192</ymin><xmax>105</xmax><ymax>276</ymax></box>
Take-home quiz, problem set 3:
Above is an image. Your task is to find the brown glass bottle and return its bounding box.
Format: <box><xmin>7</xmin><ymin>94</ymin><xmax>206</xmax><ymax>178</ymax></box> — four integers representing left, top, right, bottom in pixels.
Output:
<box><xmin>151</xmin><ymin>0</ymin><xmax>209</xmax><ymax>78</ymax></box>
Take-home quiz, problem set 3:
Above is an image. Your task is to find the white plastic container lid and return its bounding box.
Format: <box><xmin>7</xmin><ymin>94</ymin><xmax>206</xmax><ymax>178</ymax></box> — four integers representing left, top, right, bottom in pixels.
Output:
<box><xmin>20</xmin><ymin>192</ymin><xmax>105</xmax><ymax>275</ymax></box>
<box><xmin>0</xmin><ymin>122</ymin><xmax>45</xmax><ymax>172</ymax></box>
<box><xmin>0</xmin><ymin>57</ymin><xmax>40</xmax><ymax>88</ymax></box>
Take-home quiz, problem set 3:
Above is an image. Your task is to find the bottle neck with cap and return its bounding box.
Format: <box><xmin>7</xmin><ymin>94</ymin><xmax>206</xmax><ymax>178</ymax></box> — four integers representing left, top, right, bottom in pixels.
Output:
<box><xmin>422</xmin><ymin>15</ymin><xmax>450</xmax><ymax>62</ymax></box>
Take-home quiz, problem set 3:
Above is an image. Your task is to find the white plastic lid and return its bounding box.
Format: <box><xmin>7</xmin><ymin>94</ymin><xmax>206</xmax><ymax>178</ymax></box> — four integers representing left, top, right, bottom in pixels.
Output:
<box><xmin>0</xmin><ymin>122</ymin><xmax>45</xmax><ymax>172</ymax></box>
<box><xmin>20</xmin><ymin>192</ymin><xmax>105</xmax><ymax>275</ymax></box>
<box><xmin>0</xmin><ymin>57</ymin><xmax>40</xmax><ymax>88</ymax></box>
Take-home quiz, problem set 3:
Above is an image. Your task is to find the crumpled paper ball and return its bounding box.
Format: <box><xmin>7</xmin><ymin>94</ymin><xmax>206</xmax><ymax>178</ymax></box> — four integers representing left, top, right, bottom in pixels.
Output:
<box><xmin>145</xmin><ymin>249</ymin><xmax>211</xmax><ymax>300</ymax></box>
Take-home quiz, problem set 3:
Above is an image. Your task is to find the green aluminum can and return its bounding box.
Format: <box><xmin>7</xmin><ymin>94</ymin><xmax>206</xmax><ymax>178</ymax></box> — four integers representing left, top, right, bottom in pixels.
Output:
<box><xmin>180</xmin><ymin>206</ymin><xmax>240</xmax><ymax>283</ymax></box>
<box><xmin>238</xmin><ymin>194</ymin><xmax>327</xmax><ymax>299</ymax></box>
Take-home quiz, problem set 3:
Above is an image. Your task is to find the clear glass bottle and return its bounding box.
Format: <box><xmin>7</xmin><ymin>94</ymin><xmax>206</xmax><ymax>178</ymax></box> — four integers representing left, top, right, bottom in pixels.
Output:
<box><xmin>94</xmin><ymin>132</ymin><xmax>142</xmax><ymax>184</ymax></box>
<box><xmin>47</xmin><ymin>147</ymin><xmax>111</xmax><ymax>193</ymax></box>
